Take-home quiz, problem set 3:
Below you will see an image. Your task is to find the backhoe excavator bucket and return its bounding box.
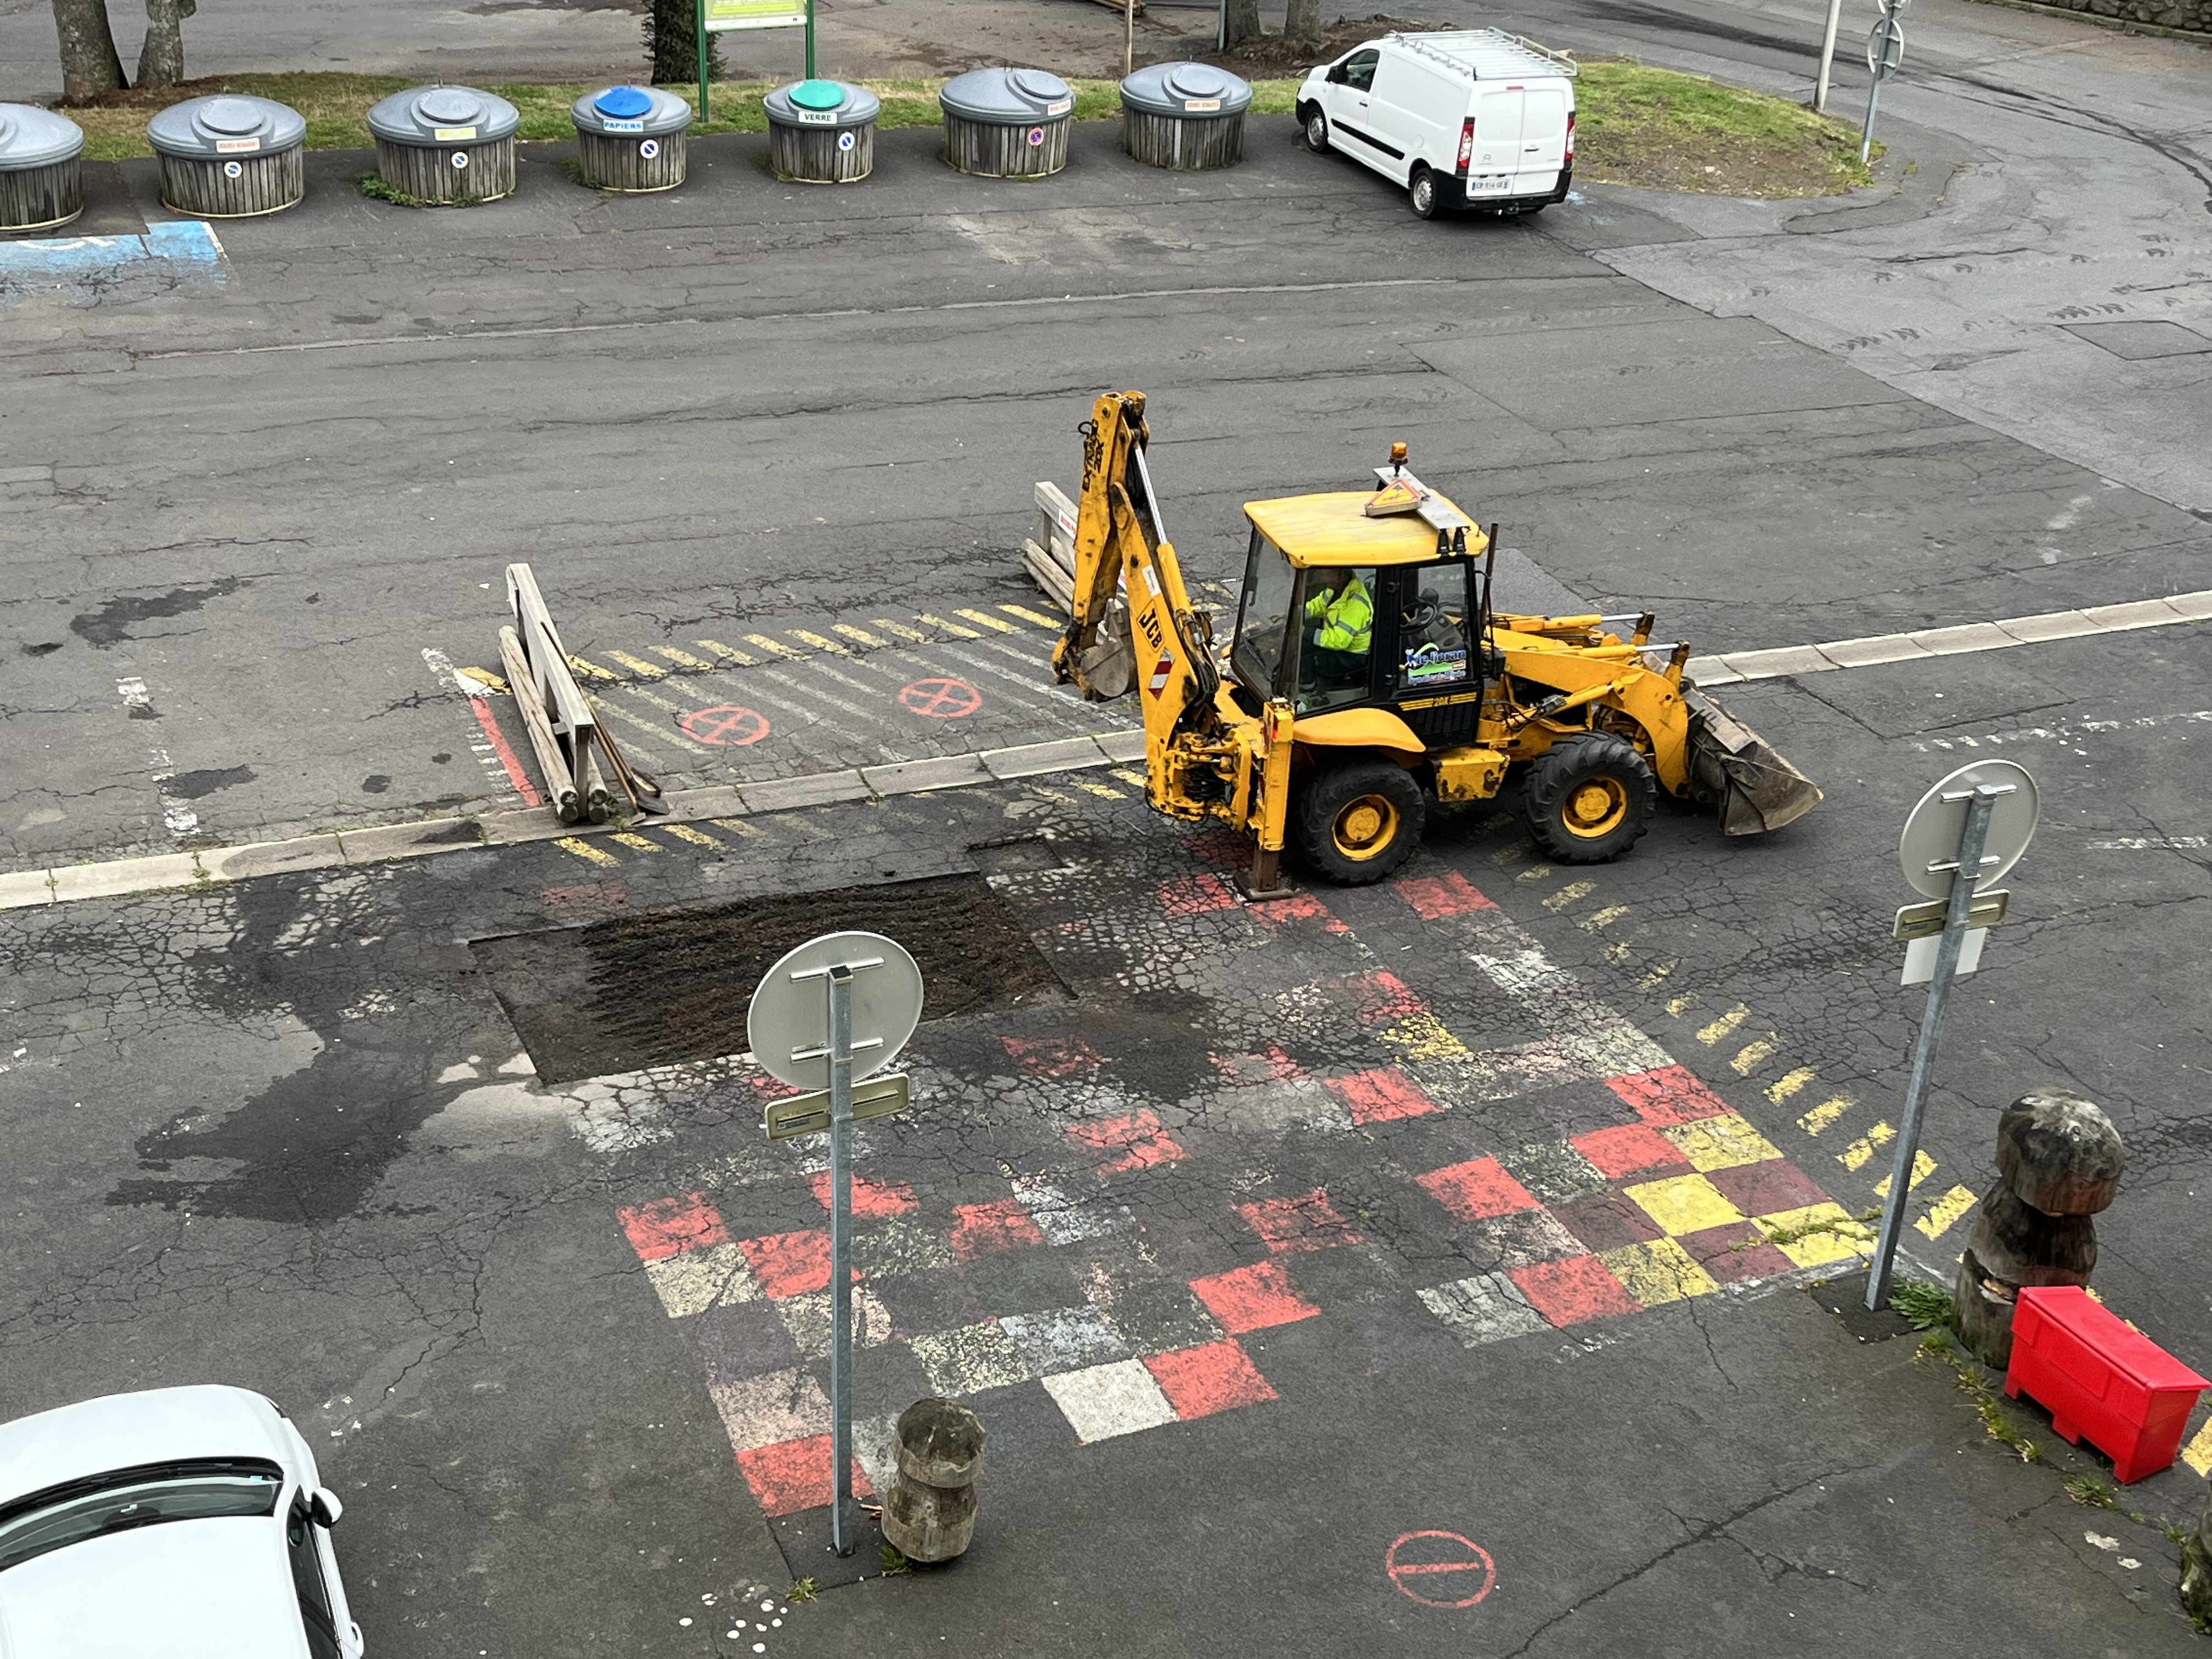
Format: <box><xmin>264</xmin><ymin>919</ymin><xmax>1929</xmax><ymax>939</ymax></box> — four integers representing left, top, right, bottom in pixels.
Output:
<box><xmin>1683</xmin><ymin>688</ymin><xmax>1823</xmax><ymax>837</ymax></box>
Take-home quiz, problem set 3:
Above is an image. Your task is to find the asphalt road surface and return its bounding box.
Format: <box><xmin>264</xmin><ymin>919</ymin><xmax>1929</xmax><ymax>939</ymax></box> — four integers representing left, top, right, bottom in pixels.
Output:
<box><xmin>2</xmin><ymin>2</ymin><xmax>2209</xmax><ymax>1653</ymax></box>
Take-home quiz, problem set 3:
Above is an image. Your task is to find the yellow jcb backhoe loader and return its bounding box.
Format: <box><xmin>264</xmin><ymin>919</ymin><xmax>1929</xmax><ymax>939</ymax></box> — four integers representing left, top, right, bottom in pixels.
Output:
<box><xmin>1052</xmin><ymin>390</ymin><xmax>1821</xmax><ymax>895</ymax></box>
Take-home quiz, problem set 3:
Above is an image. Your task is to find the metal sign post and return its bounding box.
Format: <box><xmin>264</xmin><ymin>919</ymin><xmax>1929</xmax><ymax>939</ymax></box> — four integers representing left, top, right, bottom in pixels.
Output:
<box><xmin>1861</xmin><ymin>0</ymin><xmax>1906</xmax><ymax>164</ymax></box>
<box><xmin>1864</xmin><ymin>760</ymin><xmax>2038</xmax><ymax>1311</ymax></box>
<box><xmin>747</xmin><ymin>931</ymin><xmax>923</xmax><ymax>1558</ymax></box>
<box><xmin>698</xmin><ymin>0</ymin><xmax>816</xmax><ymax>117</ymax></box>
<box><xmin>1814</xmin><ymin>0</ymin><xmax>1844</xmax><ymax>112</ymax></box>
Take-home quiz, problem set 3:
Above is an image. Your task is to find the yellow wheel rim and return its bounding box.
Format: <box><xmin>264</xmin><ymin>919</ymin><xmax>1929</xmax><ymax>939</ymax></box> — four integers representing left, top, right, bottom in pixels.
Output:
<box><xmin>1332</xmin><ymin>794</ymin><xmax>1400</xmax><ymax>861</ymax></box>
<box><xmin>1563</xmin><ymin>777</ymin><xmax>1629</xmax><ymax>838</ymax></box>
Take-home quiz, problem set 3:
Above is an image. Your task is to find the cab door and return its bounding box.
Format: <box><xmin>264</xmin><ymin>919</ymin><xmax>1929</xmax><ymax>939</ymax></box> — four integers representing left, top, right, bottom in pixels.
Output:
<box><xmin>1383</xmin><ymin>562</ymin><xmax>1480</xmax><ymax>747</ymax></box>
<box><xmin>1323</xmin><ymin>48</ymin><xmax>1394</xmax><ymax>177</ymax></box>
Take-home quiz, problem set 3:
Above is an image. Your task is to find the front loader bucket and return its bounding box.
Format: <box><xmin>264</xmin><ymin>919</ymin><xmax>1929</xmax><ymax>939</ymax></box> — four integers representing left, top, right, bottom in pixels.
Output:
<box><xmin>1684</xmin><ymin>689</ymin><xmax>1823</xmax><ymax>837</ymax></box>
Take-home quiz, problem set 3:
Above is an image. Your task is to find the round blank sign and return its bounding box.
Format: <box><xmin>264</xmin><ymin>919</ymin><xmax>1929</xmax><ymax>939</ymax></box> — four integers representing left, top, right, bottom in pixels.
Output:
<box><xmin>1898</xmin><ymin>760</ymin><xmax>2039</xmax><ymax>898</ymax></box>
<box><xmin>746</xmin><ymin>930</ymin><xmax>923</xmax><ymax>1089</ymax></box>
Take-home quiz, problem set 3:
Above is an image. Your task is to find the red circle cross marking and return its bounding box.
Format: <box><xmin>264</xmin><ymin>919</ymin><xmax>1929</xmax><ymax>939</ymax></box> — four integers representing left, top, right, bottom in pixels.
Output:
<box><xmin>1386</xmin><ymin>1532</ymin><xmax>1497</xmax><ymax>1609</ymax></box>
<box><xmin>899</xmin><ymin>677</ymin><xmax>981</xmax><ymax>719</ymax></box>
<box><xmin>680</xmin><ymin>704</ymin><xmax>771</xmax><ymax>746</ymax></box>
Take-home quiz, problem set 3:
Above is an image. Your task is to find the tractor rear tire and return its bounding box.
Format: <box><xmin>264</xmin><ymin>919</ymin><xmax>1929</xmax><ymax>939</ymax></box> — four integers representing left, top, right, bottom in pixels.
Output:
<box><xmin>1520</xmin><ymin>733</ymin><xmax>1656</xmax><ymax>864</ymax></box>
<box><xmin>1294</xmin><ymin>759</ymin><xmax>1426</xmax><ymax>884</ymax></box>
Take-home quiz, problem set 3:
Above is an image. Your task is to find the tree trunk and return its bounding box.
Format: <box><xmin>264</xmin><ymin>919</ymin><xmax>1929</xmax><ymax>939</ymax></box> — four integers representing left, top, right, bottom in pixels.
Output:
<box><xmin>136</xmin><ymin>0</ymin><xmax>193</xmax><ymax>89</ymax></box>
<box><xmin>1283</xmin><ymin>0</ymin><xmax>1322</xmax><ymax>41</ymax></box>
<box><xmin>1221</xmin><ymin>0</ymin><xmax>1260</xmax><ymax>48</ymax></box>
<box><xmin>644</xmin><ymin>0</ymin><xmax>720</xmax><ymax>87</ymax></box>
<box><xmin>50</xmin><ymin>0</ymin><xmax>126</xmax><ymax>104</ymax></box>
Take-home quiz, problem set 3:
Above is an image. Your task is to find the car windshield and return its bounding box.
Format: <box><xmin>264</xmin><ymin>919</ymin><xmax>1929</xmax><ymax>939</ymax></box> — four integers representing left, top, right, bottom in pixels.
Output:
<box><xmin>0</xmin><ymin>1460</ymin><xmax>284</xmax><ymax>1574</ymax></box>
<box><xmin>1233</xmin><ymin>533</ymin><xmax>1299</xmax><ymax>693</ymax></box>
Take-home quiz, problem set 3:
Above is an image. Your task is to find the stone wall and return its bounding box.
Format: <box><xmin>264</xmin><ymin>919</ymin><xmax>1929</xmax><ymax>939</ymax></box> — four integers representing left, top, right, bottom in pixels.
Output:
<box><xmin>2032</xmin><ymin>0</ymin><xmax>2212</xmax><ymax>34</ymax></box>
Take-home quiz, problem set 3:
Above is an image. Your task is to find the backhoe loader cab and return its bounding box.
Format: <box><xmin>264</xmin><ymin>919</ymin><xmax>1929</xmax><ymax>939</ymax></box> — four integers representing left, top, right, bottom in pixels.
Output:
<box><xmin>1051</xmin><ymin>389</ymin><xmax>1820</xmax><ymax>895</ymax></box>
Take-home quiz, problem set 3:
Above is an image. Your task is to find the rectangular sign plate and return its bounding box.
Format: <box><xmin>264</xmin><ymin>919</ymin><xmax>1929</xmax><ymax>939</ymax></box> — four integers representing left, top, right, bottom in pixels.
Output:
<box><xmin>765</xmin><ymin>1072</ymin><xmax>910</xmax><ymax>1140</ymax></box>
<box><xmin>704</xmin><ymin>0</ymin><xmax>807</xmax><ymax>28</ymax></box>
<box><xmin>1892</xmin><ymin>888</ymin><xmax>2008</xmax><ymax>941</ymax></box>
<box><xmin>1901</xmin><ymin>928</ymin><xmax>1987</xmax><ymax>986</ymax></box>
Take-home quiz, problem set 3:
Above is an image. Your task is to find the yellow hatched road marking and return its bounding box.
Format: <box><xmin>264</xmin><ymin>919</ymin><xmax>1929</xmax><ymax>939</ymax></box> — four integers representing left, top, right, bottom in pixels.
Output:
<box><xmin>1914</xmin><ymin>1184</ymin><xmax>1977</xmax><ymax>1239</ymax></box>
<box><xmin>1489</xmin><ymin>842</ymin><xmax>1533</xmax><ymax>866</ymax></box>
<box><xmin>582</xmin><ymin>692</ymin><xmax>691</xmax><ymax>761</ymax></box>
<box><xmin>652</xmin><ymin>645</ymin><xmax>713</xmax><ymax>670</ymax></box>
<box><xmin>790</xmin><ymin>629</ymin><xmax>850</xmax><ymax>654</ymax></box>
<box><xmin>2181</xmin><ymin>1417</ymin><xmax>2212</xmax><ymax>1477</ymax></box>
<box><xmin>1766</xmin><ymin>1067</ymin><xmax>1816</xmax><ymax>1103</ymax></box>
<box><xmin>1517</xmin><ymin>864</ymin><xmax>1552</xmax><ymax>883</ymax></box>
<box><xmin>568</xmin><ymin>655</ymin><xmax>618</xmax><ymax>683</ymax></box>
<box><xmin>555</xmin><ymin>837</ymin><xmax>619</xmax><ymax>867</ymax></box>
<box><xmin>873</xmin><ymin>618</ymin><xmax>932</xmax><ymax>642</ymax></box>
<box><xmin>1696</xmin><ymin>1005</ymin><xmax>1749</xmax><ymax>1045</ymax></box>
<box><xmin>662</xmin><ymin>823</ymin><xmax>723</xmax><ymax>847</ymax></box>
<box><xmin>695</xmin><ymin>639</ymin><xmax>760</xmax><ymax>667</ymax></box>
<box><xmin>919</xmin><ymin>613</ymin><xmax>981</xmax><ymax>640</ymax></box>
<box><xmin>1580</xmin><ymin>905</ymin><xmax>1630</xmax><ymax>931</ymax></box>
<box><xmin>1112</xmin><ymin>768</ymin><xmax>1147</xmax><ymax>788</ymax></box>
<box><xmin>1839</xmin><ymin>1122</ymin><xmax>1896</xmax><ymax>1171</ymax></box>
<box><xmin>605</xmin><ymin>650</ymin><xmax>669</xmax><ymax>679</ymax></box>
<box><xmin>460</xmin><ymin>667</ymin><xmax>508</xmax><ymax>695</ymax></box>
<box><xmin>1638</xmin><ymin>961</ymin><xmax>1675</xmax><ymax>990</ymax></box>
<box><xmin>1000</xmin><ymin>603</ymin><xmax>1062</xmax><ymax>628</ymax></box>
<box><xmin>956</xmin><ymin>608</ymin><xmax>1022</xmax><ymax>635</ymax></box>
<box><xmin>712</xmin><ymin>817</ymin><xmax>765</xmax><ymax>837</ymax></box>
<box><xmin>1030</xmin><ymin>786</ymin><xmax>1077</xmax><ymax>803</ymax></box>
<box><xmin>603</xmin><ymin>684</ymin><xmax>712</xmax><ymax>752</ymax></box>
<box><xmin>1602</xmin><ymin>943</ymin><xmax>1632</xmax><ymax>962</ymax></box>
<box><xmin>1731</xmin><ymin>1037</ymin><xmax>1776</xmax><ymax>1075</ymax></box>
<box><xmin>1874</xmin><ymin>1150</ymin><xmax>1937</xmax><ymax>1198</ymax></box>
<box><xmin>612</xmin><ymin>833</ymin><xmax>662</xmax><ymax>851</ymax></box>
<box><xmin>1665</xmin><ymin>993</ymin><xmax>1700</xmax><ymax>1017</ymax></box>
<box><xmin>745</xmin><ymin>633</ymin><xmax>804</xmax><ymax>659</ymax></box>
<box><xmin>1799</xmin><ymin>1096</ymin><xmax>1853</xmax><ymax>1135</ymax></box>
<box><xmin>833</xmin><ymin>624</ymin><xmax>888</xmax><ymax>648</ymax></box>
<box><xmin>1074</xmin><ymin>780</ymin><xmax>1125</xmax><ymax>799</ymax></box>
<box><xmin>1544</xmin><ymin>880</ymin><xmax>1596</xmax><ymax>911</ymax></box>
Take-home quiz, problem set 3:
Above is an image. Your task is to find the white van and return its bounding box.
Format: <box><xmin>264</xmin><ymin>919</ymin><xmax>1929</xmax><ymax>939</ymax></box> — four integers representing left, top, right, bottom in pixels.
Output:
<box><xmin>1295</xmin><ymin>30</ymin><xmax>1577</xmax><ymax>219</ymax></box>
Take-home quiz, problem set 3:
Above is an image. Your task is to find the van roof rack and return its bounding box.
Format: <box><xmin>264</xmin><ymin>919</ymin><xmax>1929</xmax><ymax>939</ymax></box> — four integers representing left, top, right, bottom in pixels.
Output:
<box><xmin>1384</xmin><ymin>29</ymin><xmax>1579</xmax><ymax>81</ymax></box>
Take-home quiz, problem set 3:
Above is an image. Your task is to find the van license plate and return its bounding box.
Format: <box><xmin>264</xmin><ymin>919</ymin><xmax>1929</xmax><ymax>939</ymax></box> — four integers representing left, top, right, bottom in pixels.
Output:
<box><xmin>1466</xmin><ymin>176</ymin><xmax>1511</xmax><ymax>195</ymax></box>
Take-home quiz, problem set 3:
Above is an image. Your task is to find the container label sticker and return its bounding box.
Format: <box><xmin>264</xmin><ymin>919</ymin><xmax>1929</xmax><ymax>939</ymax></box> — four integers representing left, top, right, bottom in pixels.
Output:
<box><xmin>836</xmin><ymin>131</ymin><xmax>855</xmax><ymax>152</ymax></box>
<box><xmin>795</xmin><ymin>109</ymin><xmax>837</xmax><ymax>125</ymax></box>
<box><xmin>433</xmin><ymin>126</ymin><xmax>478</xmax><ymax>140</ymax></box>
<box><xmin>639</xmin><ymin>138</ymin><xmax>661</xmax><ymax>158</ymax></box>
<box><xmin>1026</xmin><ymin>126</ymin><xmax>1046</xmax><ymax>146</ymax></box>
<box><xmin>215</xmin><ymin>137</ymin><xmax>261</xmax><ymax>153</ymax></box>
<box><xmin>1183</xmin><ymin>97</ymin><xmax>1222</xmax><ymax>111</ymax></box>
<box><xmin>1045</xmin><ymin>99</ymin><xmax>1071</xmax><ymax>115</ymax></box>
<box><xmin>451</xmin><ymin>151</ymin><xmax>470</xmax><ymax>168</ymax></box>
<box><xmin>222</xmin><ymin>160</ymin><xmax>243</xmax><ymax>178</ymax></box>
<box><xmin>601</xmin><ymin>117</ymin><xmax>645</xmax><ymax>134</ymax></box>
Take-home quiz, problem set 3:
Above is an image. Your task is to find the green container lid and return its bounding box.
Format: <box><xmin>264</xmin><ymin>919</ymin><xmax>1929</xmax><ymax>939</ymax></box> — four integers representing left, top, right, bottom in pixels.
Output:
<box><xmin>791</xmin><ymin>79</ymin><xmax>845</xmax><ymax>112</ymax></box>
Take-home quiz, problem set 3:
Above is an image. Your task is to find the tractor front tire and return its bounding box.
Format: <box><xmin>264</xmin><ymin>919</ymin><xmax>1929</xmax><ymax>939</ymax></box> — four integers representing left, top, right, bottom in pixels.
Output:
<box><xmin>1520</xmin><ymin>733</ymin><xmax>1657</xmax><ymax>864</ymax></box>
<box><xmin>1294</xmin><ymin>759</ymin><xmax>1426</xmax><ymax>884</ymax></box>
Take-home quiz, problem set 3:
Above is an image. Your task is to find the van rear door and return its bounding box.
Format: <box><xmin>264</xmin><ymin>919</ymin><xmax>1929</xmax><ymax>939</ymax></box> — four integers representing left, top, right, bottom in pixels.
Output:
<box><xmin>1517</xmin><ymin>84</ymin><xmax>1568</xmax><ymax>190</ymax></box>
<box><xmin>1465</xmin><ymin>87</ymin><xmax>1522</xmax><ymax>200</ymax></box>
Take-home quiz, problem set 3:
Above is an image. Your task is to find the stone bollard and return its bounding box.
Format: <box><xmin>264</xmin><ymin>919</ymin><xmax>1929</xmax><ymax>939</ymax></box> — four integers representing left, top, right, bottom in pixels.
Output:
<box><xmin>2181</xmin><ymin>1484</ymin><xmax>2211</xmax><ymax>1627</ymax></box>
<box><xmin>1954</xmin><ymin>1088</ymin><xmax>2125</xmax><ymax>1369</ymax></box>
<box><xmin>881</xmin><ymin>1397</ymin><xmax>984</xmax><ymax>1564</ymax></box>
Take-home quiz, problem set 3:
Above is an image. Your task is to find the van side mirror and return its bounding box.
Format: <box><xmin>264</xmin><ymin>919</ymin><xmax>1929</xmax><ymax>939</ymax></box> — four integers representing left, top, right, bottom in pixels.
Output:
<box><xmin>309</xmin><ymin>1487</ymin><xmax>344</xmax><ymax>1528</ymax></box>
<box><xmin>1325</xmin><ymin>63</ymin><xmax>1347</xmax><ymax>83</ymax></box>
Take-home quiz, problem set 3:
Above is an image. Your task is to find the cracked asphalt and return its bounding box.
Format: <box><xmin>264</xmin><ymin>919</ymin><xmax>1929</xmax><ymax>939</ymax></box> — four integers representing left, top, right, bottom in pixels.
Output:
<box><xmin>3</xmin><ymin>0</ymin><xmax>2210</xmax><ymax>1649</ymax></box>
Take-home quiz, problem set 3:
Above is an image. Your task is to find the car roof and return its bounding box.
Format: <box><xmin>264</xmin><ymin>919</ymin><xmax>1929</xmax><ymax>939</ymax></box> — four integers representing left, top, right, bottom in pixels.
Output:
<box><xmin>0</xmin><ymin>1386</ymin><xmax>296</xmax><ymax>1508</ymax></box>
<box><xmin>1385</xmin><ymin>30</ymin><xmax>1579</xmax><ymax>81</ymax></box>
<box><xmin>0</xmin><ymin>1515</ymin><xmax>308</xmax><ymax>1659</ymax></box>
<box><xmin>1243</xmin><ymin>490</ymin><xmax>1489</xmax><ymax>568</ymax></box>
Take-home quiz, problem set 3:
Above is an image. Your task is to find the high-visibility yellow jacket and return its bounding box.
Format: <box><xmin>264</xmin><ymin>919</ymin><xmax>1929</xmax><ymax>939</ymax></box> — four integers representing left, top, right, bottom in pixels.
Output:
<box><xmin>1305</xmin><ymin>574</ymin><xmax>1374</xmax><ymax>653</ymax></box>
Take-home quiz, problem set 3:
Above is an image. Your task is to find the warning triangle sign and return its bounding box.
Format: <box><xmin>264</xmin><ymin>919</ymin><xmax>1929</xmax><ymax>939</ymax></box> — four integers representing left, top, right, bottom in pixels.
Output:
<box><xmin>1364</xmin><ymin>478</ymin><xmax>1424</xmax><ymax>518</ymax></box>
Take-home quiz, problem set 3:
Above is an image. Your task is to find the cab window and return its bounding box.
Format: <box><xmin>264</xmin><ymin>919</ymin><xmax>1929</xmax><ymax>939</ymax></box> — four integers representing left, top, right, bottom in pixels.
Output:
<box><xmin>1297</xmin><ymin>565</ymin><xmax>1379</xmax><ymax>713</ymax></box>
<box><xmin>1397</xmin><ymin>564</ymin><xmax>1474</xmax><ymax>692</ymax></box>
<box><xmin>1233</xmin><ymin>531</ymin><xmax>1299</xmax><ymax>695</ymax></box>
<box><xmin>1332</xmin><ymin>48</ymin><xmax>1379</xmax><ymax>92</ymax></box>
<box><xmin>287</xmin><ymin>1500</ymin><xmax>342</xmax><ymax>1659</ymax></box>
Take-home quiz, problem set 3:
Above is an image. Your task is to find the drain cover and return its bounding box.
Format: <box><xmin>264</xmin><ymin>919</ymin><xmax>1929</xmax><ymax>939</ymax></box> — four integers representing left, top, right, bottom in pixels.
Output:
<box><xmin>473</xmin><ymin>873</ymin><xmax>1063</xmax><ymax>1082</ymax></box>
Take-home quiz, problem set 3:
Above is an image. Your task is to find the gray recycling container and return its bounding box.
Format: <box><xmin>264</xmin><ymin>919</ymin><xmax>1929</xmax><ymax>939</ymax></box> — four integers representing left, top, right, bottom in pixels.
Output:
<box><xmin>940</xmin><ymin>67</ymin><xmax>1073</xmax><ymax>179</ymax></box>
<box><xmin>366</xmin><ymin>85</ymin><xmax>520</xmax><ymax>205</ymax></box>
<box><xmin>0</xmin><ymin>104</ymin><xmax>84</xmax><ymax>233</ymax></box>
<box><xmin>146</xmin><ymin>94</ymin><xmax>306</xmax><ymax>217</ymax></box>
<box><xmin>764</xmin><ymin>80</ymin><xmax>880</xmax><ymax>184</ymax></box>
<box><xmin>1120</xmin><ymin>62</ymin><xmax>1251</xmax><ymax>170</ymax></box>
<box><xmin>571</xmin><ymin>86</ymin><xmax>692</xmax><ymax>191</ymax></box>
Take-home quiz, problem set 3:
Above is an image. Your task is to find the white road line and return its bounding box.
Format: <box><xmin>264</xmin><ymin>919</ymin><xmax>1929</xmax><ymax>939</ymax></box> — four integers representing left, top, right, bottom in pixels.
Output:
<box><xmin>2086</xmin><ymin>836</ymin><xmax>2207</xmax><ymax>851</ymax></box>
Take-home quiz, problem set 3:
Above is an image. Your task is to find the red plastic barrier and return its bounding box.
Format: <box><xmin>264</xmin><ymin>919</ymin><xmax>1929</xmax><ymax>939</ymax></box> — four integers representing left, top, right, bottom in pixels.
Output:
<box><xmin>2005</xmin><ymin>1286</ymin><xmax>2209</xmax><ymax>1484</ymax></box>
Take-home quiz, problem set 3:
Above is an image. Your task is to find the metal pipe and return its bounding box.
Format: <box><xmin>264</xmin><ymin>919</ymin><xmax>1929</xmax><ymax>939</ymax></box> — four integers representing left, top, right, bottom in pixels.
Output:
<box><xmin>1815</xmin><ymin>0</ymin><xmax>1844</xmax><ymax>112</ymax></box>
<box><xmin>827</xmin><ymin>963</ymin><xmax>856</xmax><ymax>1554</ymax></box>
<box><xmin>1864</xmin><ymin>786</ymin><xmax>2000</xmax><ymax>1311</ymax></box>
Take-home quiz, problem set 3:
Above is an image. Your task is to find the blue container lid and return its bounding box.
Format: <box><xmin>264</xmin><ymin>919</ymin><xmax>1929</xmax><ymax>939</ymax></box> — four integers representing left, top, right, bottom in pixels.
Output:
<box><xmin>595</xmin><ymin>86</ymin><xmax>654</xmax><ymax>119</ymax></box>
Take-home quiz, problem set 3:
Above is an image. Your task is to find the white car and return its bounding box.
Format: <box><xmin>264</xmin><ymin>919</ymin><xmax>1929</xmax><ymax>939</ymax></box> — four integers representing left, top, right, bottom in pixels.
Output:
<box><xmin>1296</xmin><ymin>29</ymin><xmax>1577</xmax><ymax>219</ymax></box>
<box><xmin>0</xmin><ymin>1385</ymin><xmax>364</xmax><ymax>1659</ymax></box>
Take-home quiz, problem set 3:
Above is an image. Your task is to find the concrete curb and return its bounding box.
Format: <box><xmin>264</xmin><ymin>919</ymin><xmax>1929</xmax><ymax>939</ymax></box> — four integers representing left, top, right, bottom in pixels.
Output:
<box><xmin>0</xmin><ymin>731</ymin><xmax>1139</xmax><ymax>912</ymax></box>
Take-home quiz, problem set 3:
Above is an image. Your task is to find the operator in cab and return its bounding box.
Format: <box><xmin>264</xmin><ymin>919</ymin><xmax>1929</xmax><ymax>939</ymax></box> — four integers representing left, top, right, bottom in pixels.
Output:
<box><xmin>1302</xmin><ymin>566</ymin><xmax>1374</xmax><ymax>697</ymax></box>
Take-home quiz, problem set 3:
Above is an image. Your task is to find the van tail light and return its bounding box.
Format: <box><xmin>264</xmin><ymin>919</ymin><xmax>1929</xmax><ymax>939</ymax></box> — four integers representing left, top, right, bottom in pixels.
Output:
<box><xmin>1565</xmin><ymin>111</ymin><xmax>1575</xmax><ymax>165</ymax></box>
<box><xmin>1457</xmin><ymin>117</ymin><xmax>1475</xmax><ymax>174</ymax></box>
